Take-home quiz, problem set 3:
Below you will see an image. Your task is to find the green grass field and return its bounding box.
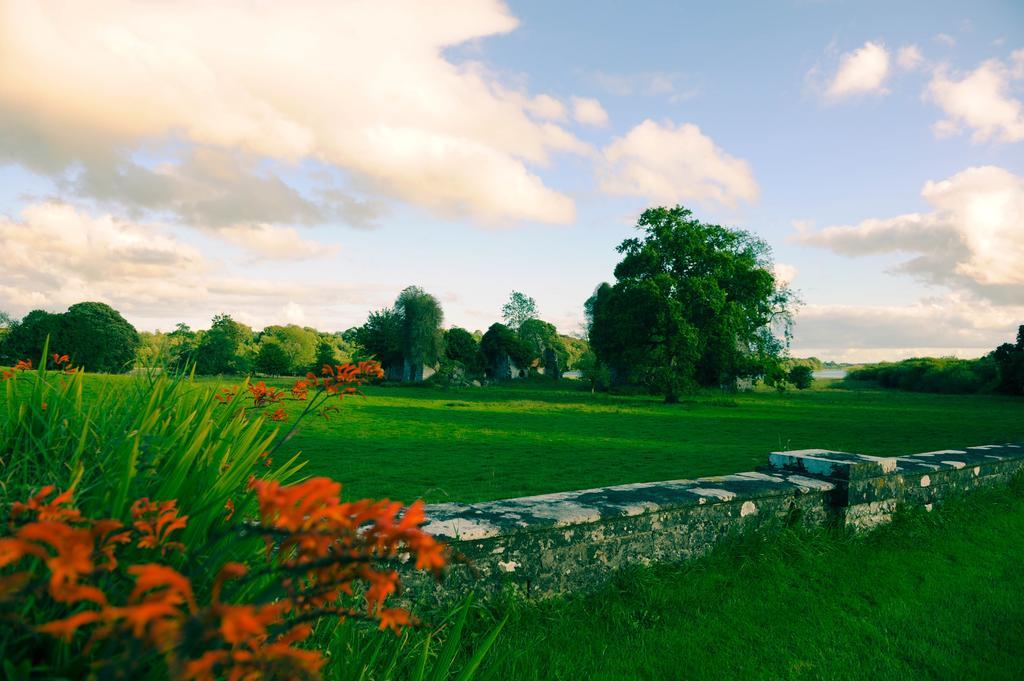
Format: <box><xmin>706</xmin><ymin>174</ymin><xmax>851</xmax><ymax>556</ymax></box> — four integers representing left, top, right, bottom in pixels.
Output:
<box><xmin>266</xmin><ymin>378</ymin><xmax>1023</xmax><ymax>504</ymax></box>
<box><xmin>67</xmin><ymin>375</ymin><xmax>1024</xmax><ymax>504</ymax></box>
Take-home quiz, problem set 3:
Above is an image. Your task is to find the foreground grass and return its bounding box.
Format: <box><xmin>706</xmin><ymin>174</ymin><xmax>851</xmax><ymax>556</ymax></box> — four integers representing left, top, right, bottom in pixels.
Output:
<box><xmin>458</xmin><ymin>482</ymin><xmax>1024</xmax><ymax>680</ymax></box>
<box><xmin>23</xmin><ymin>374</ymin><xmax>1024</xmax><ymax>503</ymax></box>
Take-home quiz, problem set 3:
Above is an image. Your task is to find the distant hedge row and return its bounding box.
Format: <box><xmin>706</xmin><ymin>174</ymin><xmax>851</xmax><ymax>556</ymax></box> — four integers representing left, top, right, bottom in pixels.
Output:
<box><xmin>846</xmin><ymin>327</ymin><xmax>1024</xmax><ymax>396</ymax></box>
<box><xmin>846</xmin><ymin>357</ymin><xmax>998</xmax><ymax>394</ymax></box>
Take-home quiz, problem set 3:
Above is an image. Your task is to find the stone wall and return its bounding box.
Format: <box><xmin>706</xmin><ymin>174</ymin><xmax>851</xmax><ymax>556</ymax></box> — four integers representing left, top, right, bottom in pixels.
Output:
<box><xmin>421</xmin><ymin>443</ymin><xmax>1023</xmax><ymax>600</ymax></box>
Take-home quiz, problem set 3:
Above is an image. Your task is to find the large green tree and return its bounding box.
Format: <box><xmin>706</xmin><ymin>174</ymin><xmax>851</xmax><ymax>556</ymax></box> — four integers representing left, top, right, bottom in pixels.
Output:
<box><xmin>60</xmin><ymin>302</ymin><xmax>140</xmax><ymax>373</ymax></box>
<box><xmin>0</xmin><ymin>309</ymin><xmax>62</xmax><ymax>364</ymax></box>
<box><xmin>587</xmin><ymin>206</ymin><xmax>795</xmax><ymax>402</ymax></box>
<box><xmin>394</xmin><ymin>286</ymin><xmax>444</xmax><ymax>369</ymax></box>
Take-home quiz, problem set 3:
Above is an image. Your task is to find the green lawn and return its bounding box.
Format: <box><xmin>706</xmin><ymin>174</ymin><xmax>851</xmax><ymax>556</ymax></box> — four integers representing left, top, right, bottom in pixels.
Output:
<box><xmin>274</xmin><ymin>379</ymin><xmax>1023</xmax><ymax>504</ymax></box>
<box><xmin>63</xmin><ymin>374</ymin><xmax>1024</xmax><ymax>504</ymax></box>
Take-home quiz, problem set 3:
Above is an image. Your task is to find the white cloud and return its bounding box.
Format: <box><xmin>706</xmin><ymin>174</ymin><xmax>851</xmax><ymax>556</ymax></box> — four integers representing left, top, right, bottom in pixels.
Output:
<box><xmin>896</xmin><ymin>45</ymin><xmax>925</xmax><ymax>71</ymax></box>
<box><xmin>794</xmin><ymin>166</ymin><xmax>1024</xmax><ymax>303</ymax></box>
<box><xmin>525</xmin><ymin>94</ymin><xmax>567</xmax><ymax>121</ymax></box>
<box><xmin>0</xmin><ymin>202</ymin><xmax>384</xmax><ymax>329</ymax></box>
<box><xmin>825</xmin><ymin>41</ymin><xmax>891</xmax><ymax>99</ymax></box>
<box><xmin>218</xmin><ymin>224</ymin><xmax>336</xmax><ymax>261</ymax></box>
<box><xmin>599</xmin><ymin>119</ymin><xmax>758</xmax><ymax>208</ymax></box>
<box><xmin>934</xmin><ymin>33</ymin><xmax>957</xmax><ymax>48</ymax></box>
<box><xmin>792</xmin><ymin>294</ymin><xmax>1024</xmax><ymax>363</ymax></box>
<box><xmin>571</xmin><ymin>97</ymin><xmax>609</xmax><ymax>127</ymax></box>
<box><xmin>589</xmin><ymin>71</ymin><xmax>699</xmax><ymax>101</ymax></box>
<box><xmin>773</xmin><ymin>263</ymin><xmax>798</xmax><ymax>285</ymax></box>
<box><xmin>0</xmin><ymin>202</ymin><xmax>208</xmax><ymax>312</ymax></box>
<box><xmin>0</xmin><ymin>0</ymin><xmax>589</xmax><ymax>225</ymax></box>
<box><xmin>927</xmin><ymin>54</ymin><xmax>1024</xmax><ymax>142</ymax></box>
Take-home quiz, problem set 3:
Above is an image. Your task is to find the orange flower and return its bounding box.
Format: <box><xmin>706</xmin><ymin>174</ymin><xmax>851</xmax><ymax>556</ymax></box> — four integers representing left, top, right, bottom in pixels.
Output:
<box><xmin>290</xmin><ymin>379</ymin><xmax>310</xmax><ymax>401</ymax></box>
<box><xmin>248</xmin><ymin>381</ymin><xmax>285</xmax><ymax>407</ymax></box>
<box><xmin>378</xmin><ymin>607</ymin><xmax>413</xmax><ymax>634</ymax></box>
<box><xmin>213</xmin><ymin>387</ymin><xmax>236</xmax><ymax>404</ymax></box>
<box><xmin>224</xmin><ymin>499</ymin><xmax>235</xmax><ymax>521</ymax></box>
<box><xmin>268</xmin><ymin>408</ymin><xmax>288</xmax><ymax>422</ymax></box>
<box><xmin>14</xmin><ymin>359</ymin><xmax>32</xmax><ymax>371</ymax></box>
<box><xmin>131</xmin><ymin>499</ymin><xmax>187</xmax><ymax>554</ymax></box>
<box><xmin>51</xmin><ymin>353</ymin><xmax>70</xmax><ymax>365</ymax></box>
<box><xmin>37</xmin><ymin>610</ymin><xmax>103</xmax><ymax>641</ymax></box>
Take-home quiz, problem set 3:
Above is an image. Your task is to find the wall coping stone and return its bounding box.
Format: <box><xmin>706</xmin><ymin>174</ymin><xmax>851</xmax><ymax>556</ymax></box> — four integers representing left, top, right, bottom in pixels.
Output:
<box><xmin>419</xmin><ymin>443</ymin><xmax>1024</xmax><ymax>599</ymax></box>
<box><xmin>425</xmin><ymin>444</ymin><xmax>1024</xmax><ymax>542</ymax></box>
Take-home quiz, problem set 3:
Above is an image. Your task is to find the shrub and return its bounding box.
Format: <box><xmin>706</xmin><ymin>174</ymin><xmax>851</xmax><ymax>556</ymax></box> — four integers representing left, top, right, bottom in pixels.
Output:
<box><xmin>787</xmin><ymin>365</ymin><xmax>814</xmax><ymax>390</ymax></box>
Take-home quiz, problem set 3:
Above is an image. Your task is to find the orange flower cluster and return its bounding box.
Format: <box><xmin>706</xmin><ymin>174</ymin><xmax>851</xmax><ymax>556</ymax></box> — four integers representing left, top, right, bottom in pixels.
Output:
<box><xmin>2</xmin><ymin>358</ymin><xmax>34</xmax><ymax>380</ymax></box>
<box><xmin>251</xmin><ymin>477</ymin><xmax>446</xmax><ymax>628</ymax></box>
<box><xmin>248</xmin><ymin>381</ymin><xmax>286</xmax><ymax>408</ymax></box>
<box><xmin>316</xmin><ymin>361</ymin><xmax>385</xmax><ymax>396</ymax></box>
<box><xmin>1</xmin><ymin>479</ymin><xmax>445</xmax><ymax>680</ymax></box>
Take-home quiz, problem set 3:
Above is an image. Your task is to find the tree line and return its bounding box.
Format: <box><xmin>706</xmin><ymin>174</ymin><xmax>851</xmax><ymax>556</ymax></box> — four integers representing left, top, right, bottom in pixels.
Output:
<box><xmin>3</xmin><ymin>204</ymin><xmax>1018</xmax><ymax>399</ymax></box>
<box><xmin>846</xmin><ymin>328</ymin><xmax>1024</xmax><ymax>396</ymax></box>
<box><xmin>0</xmin><ymin>290</ymin><xmax>587</xmax><ymax>382</ymax></box>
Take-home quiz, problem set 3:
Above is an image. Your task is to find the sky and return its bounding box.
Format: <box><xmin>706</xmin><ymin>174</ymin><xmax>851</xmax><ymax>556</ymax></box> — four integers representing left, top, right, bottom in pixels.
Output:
<box><xmin>0</xmin><ymin>0</ymin><xmax>1022</xmax><ymax>362</ymax></box>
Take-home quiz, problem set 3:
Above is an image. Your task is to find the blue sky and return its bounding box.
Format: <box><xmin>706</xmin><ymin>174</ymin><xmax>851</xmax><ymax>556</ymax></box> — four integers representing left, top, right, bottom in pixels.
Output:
<box><xmin>0</xmin><ymin>0</ymin><xmax>1022</xmax><ymax>361</ymax></box>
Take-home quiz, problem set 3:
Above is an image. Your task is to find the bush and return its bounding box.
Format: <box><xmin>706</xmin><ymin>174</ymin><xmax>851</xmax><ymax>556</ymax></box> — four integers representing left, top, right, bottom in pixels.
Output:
<box><xmin>787</xmin><ymin>365</ymin><xmax>814</xmax><ymax>390</ymax></box>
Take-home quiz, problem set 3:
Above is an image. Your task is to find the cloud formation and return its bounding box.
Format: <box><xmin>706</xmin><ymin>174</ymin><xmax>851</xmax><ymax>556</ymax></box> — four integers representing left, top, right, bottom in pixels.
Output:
<box><xmin>792</xmin><ymin>295</ymin><xmax>1024</xmax><ymax>363</ymax></box>
<box><xmin>795</xmin><ymin>166</ymin><xmax>1024</xmax><ymax>304</ymax></box>
<box><xmin>0</xmin><ymin>0</ymin><xmax>593</xmax><ymax>225</ymax></box>
<box><xmin>896</xmin><ymin>45</ymin><xmax>924</xmax><ymax>71</ymax></box>
<box><xmin>825</xmin><ymin>41</ymin><xmax>891</xmax><ymax>99</ymax></box>
<box><xmin>599</xmin><ymin>120</ymin><xmax>758</xmax><ymax>208</ymax></box>
<box><xmin>0</xmin><ymin>202</ymin><xmax>382</xmax><ymax>329</ymax></box>
<box><xmin>926</xmin><ymin>51</ymin><xmax>1024</xmax><ymax>143</ymax></box>
<box><xmin>571</xmin><ymin>97</ymin><xmax>609</xmax><ymax>127</ymax></box>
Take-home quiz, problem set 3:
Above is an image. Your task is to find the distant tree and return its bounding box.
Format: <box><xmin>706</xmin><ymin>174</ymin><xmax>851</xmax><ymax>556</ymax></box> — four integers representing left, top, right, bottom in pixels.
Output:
<box><xmin>313</xmin><ymin>339</ymin><xmax>337</xmax><ymax>371</ymax></box>
<box><xmin>480</xmin><ymin>323</ymin><xmax>531</xmax><ymax>370</ymax></box>
<box><xmin>1</xmin><ymin>309</ymin><xmax>62</xmax><ymax>364</ymax></box>
<box><xmin>195</xmin><ymin>314</ymin><xmax>254</xmax><ymax>375</ymax></box>
<box><xmin>575</xmin><ymin>350</ymin><xmax>610</xmax><ymax>393</ymax></box>
<box><xmin>255</xmin><ymin>340</ymin><xmax>292</xmax><ymax>375</ymax></box>
<box><xmin>559</xmin><ymin>335</ymin><xmax>589</xmax><ymax>370</ymax></box>
<box><xmin>166</xmin><ymin>323</ymin><xmax>198</xmax><ymax>372</ymax></box>
<box><xmin>444</xmin><ymin>327</ymin><xmax>478</xmax><ymax>365</ymax></box>
<box><xmin>60</xmin><ymin>302</ymin><xmax>140</xmax><ymax>373</ymax></box>
<box><xmin>518</xmin><ymin>318</ymin><xmax>567</xmax><ymax>371</ymax></box>
<box><xmin>395</xmin><ymin>286</ymin><xmax>444</xmax><ymax>368</ymax></box>
<box><xmin>587</xmin><ymin>206</ymin><xmax>795</xmax><ymax>402</ymax></box>
<box><xmin>261</xmin><ymin>325</ymin><xmax>318</xmax><ymax>374</ymax></box>
<box><xmin>993</xmin><ymin>324</ymin><xmax>1024</xmax><ymax>395</ymax></box>
<box><xmin>354</xmin><ymin>308</ymin><xmax>404</xmax><ymax>371</ymax></box>
<box><xmin>788</xmin><ymin>365</ymin><xmax>814</xmax><ymax>390</ymax></box>
<box><xmin>501</xmin><ymin>291</ymin><xmax>538</xmax><ymax>331</ymax></box>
